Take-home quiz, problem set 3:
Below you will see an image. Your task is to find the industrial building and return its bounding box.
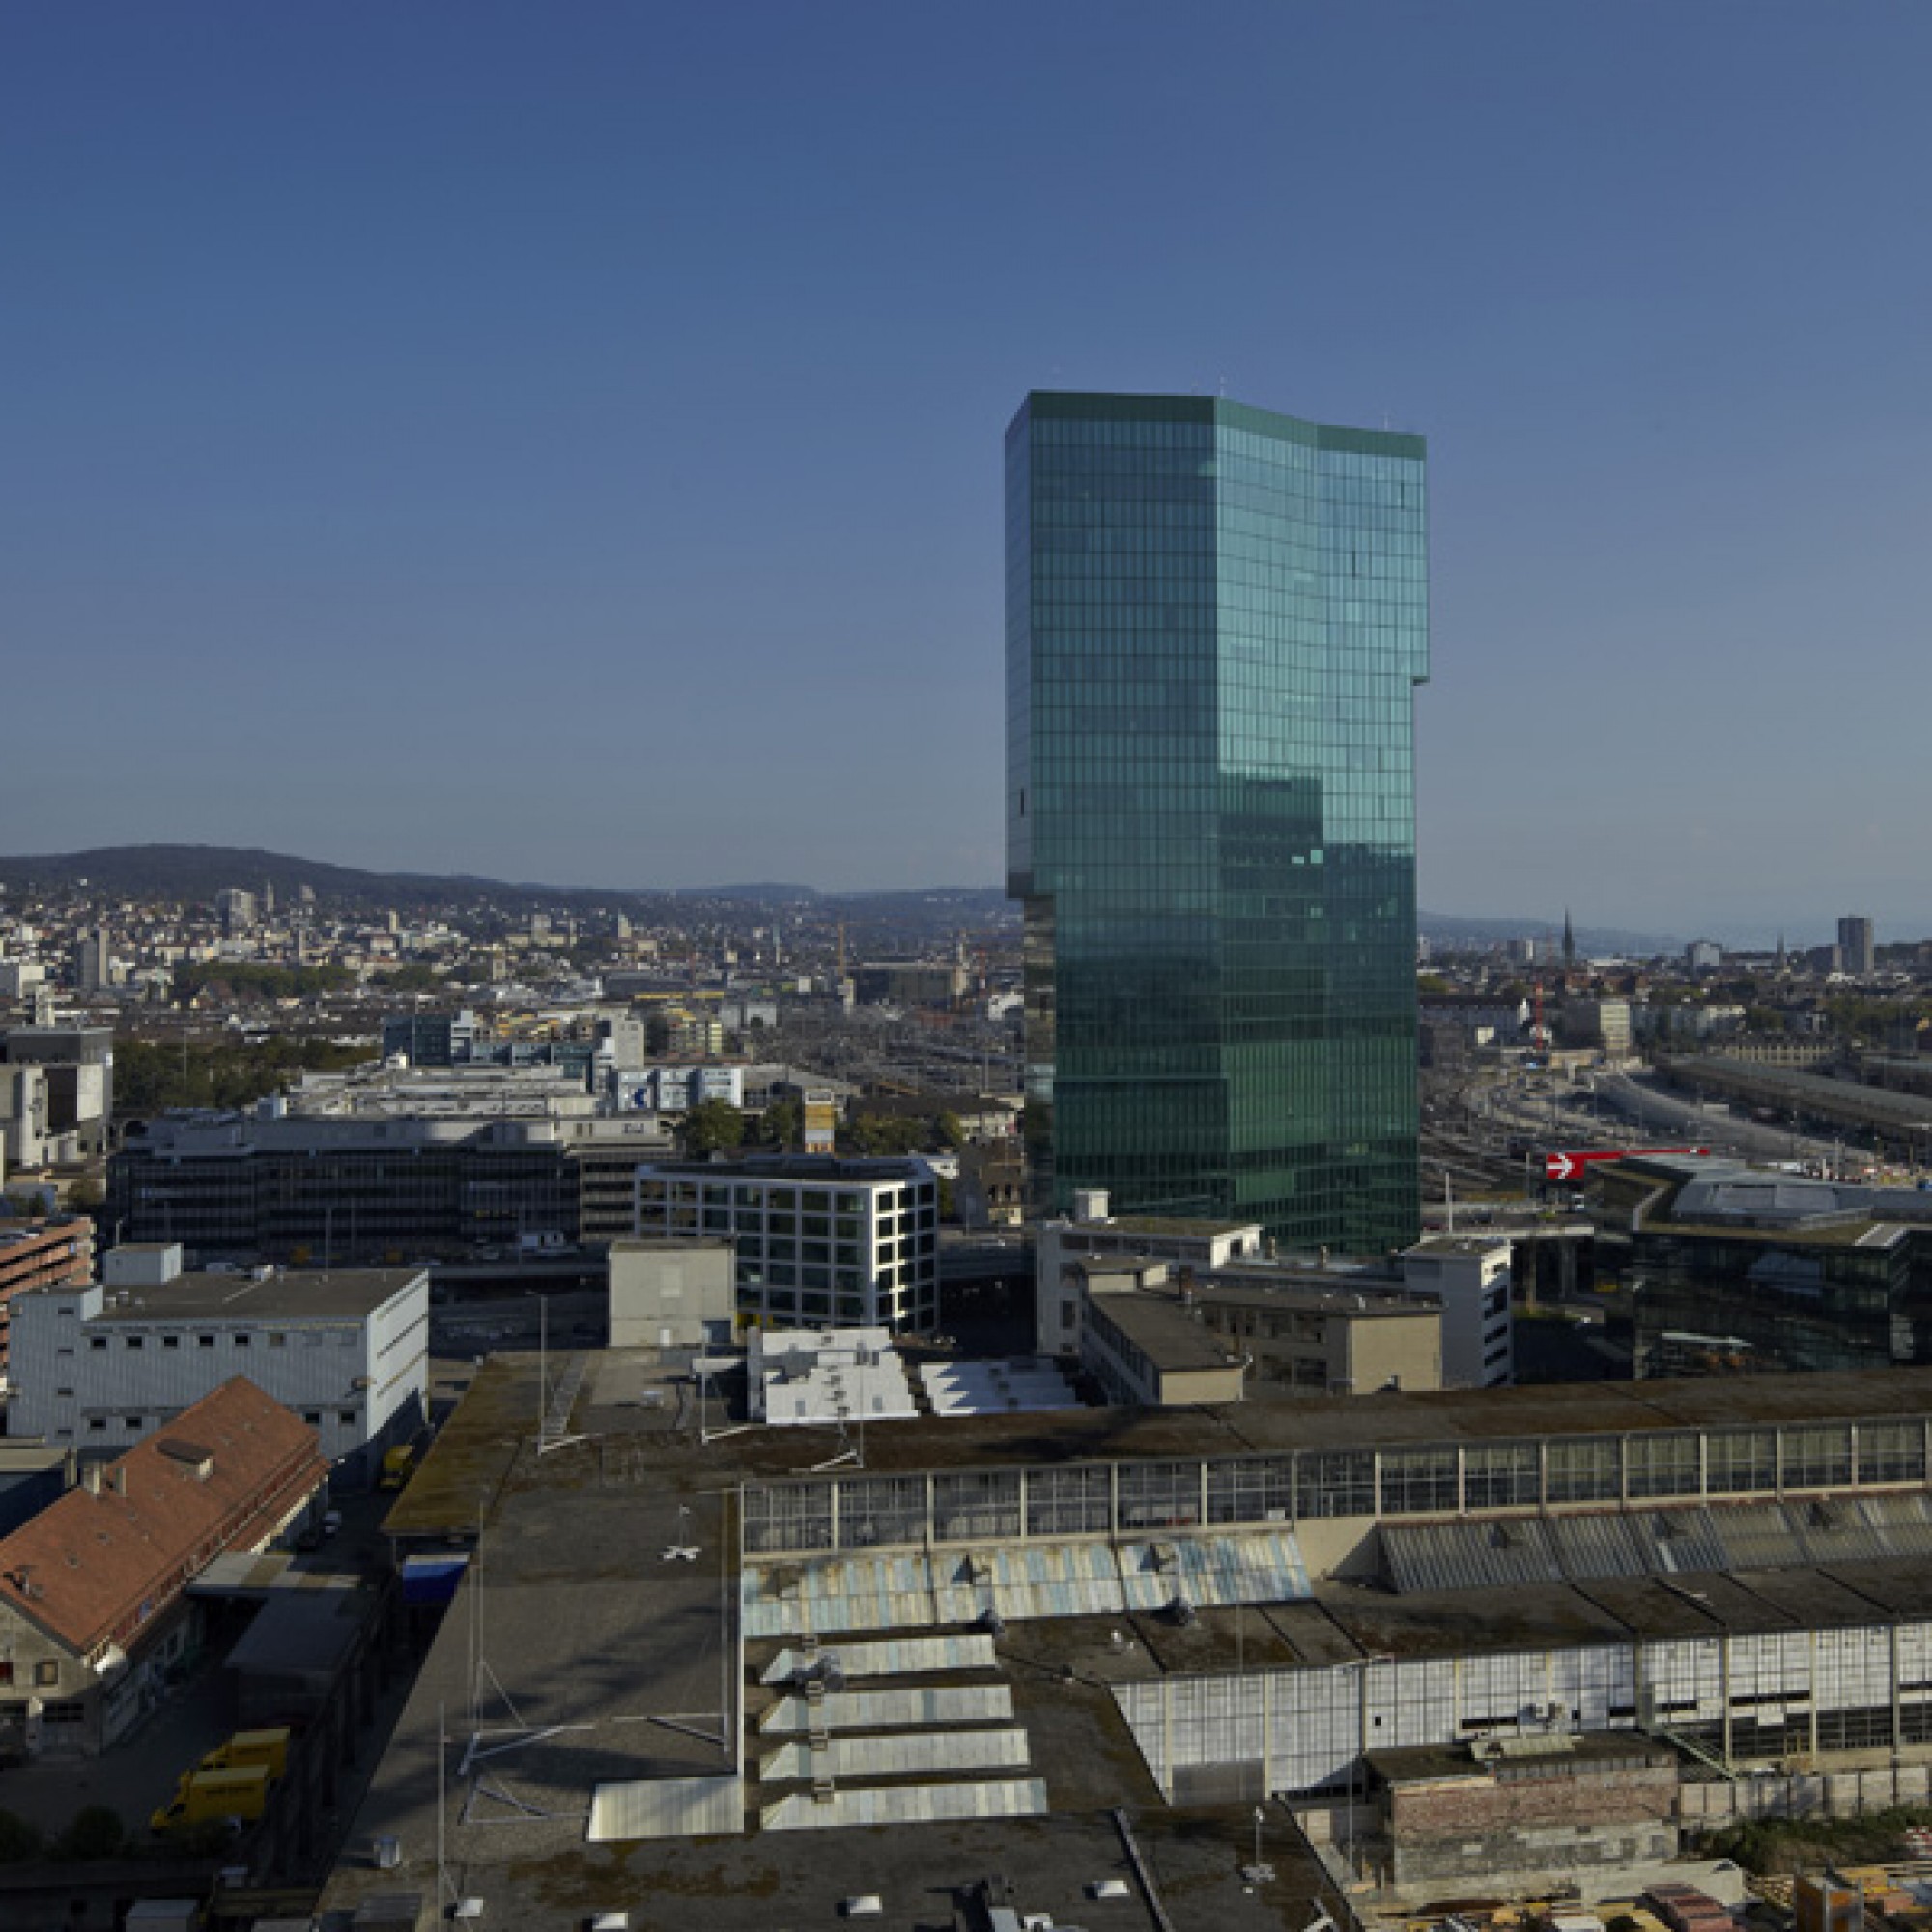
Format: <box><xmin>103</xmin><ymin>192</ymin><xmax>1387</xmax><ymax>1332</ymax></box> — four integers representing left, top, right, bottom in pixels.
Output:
<box><xmin>1662</xmin><ymin>1054</ymin><xmax>1932</xmax><ymax>1160</ymax></box>
<box><xmin>320</xmin><ymin>1335</ymin><xmax>1932</xmax><ymax>1932</ymax></box>
<box><xmin>7</xmin><ymin>1253</ymin><xmax>426</xmax><ymax>1484</ymax></box>
<box><xmin>632</xmin><ymin>1155</ymin><xmax>940</xmax><ymax>1332</ymax></box>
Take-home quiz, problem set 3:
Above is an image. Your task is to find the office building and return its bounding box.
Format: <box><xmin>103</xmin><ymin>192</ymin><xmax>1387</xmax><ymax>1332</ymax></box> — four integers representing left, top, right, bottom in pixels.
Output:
<box><xmin>215</xmin><ymin>887</ymin><xmax>258</xmax><ymax>936</ymax></box>
<box><xmin>69</xmin><ymin>928</ymin><xmax>110</xmax><ymax>996</ymax></box>
<box><xmin>632</xmin><ymin>1155</ymin><xmax>938</xmax><ymax>1332</ymax></box>
<box><xmin>1036</xmin><ymin>1193</ymin><xmax>1504</xmax><ymax>1392</ymax></box>
<box><xmin>0</xmin><ymin>1026</ymin><xmax>114</xmax><ymax>1157</ymax></box>
<box><xmin>1594</xmin><ymin>1154</ymin><xmax>1932</xmax><ymax>1378</ymax></box>
<box><xmin>1839</xmin><ymin>915</ymin><xmax>1877</xmax><ymax>977</ymax></box>
<box><xmin>0</xmin><ymin>1217</ymin><xmax>93</xmax><ymax>1381</ymax></box>
<box><xmin>8</xmin><ymin>1257</ymin><xmax>427</xmax><ymax>1483</ymax></box>
<box><xmin>1007</xmin><ymin>391</ymin><xmax>1427</xmax><ymax>1250</ymax></box>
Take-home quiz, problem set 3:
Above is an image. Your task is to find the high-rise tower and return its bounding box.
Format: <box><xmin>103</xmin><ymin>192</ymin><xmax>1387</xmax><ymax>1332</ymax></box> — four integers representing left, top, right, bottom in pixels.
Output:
<box><xmin>1007</xmin><ymin>391</ymin><xmax>1428</xmax><ymax>1251</ymax></box>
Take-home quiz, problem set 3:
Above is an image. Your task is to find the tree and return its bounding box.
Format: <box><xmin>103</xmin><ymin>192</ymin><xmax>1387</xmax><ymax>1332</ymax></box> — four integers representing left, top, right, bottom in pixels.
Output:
<box><xmin>757</xmin><ymin>1099</ymin><xmax>802</xmax><ymax>1150</ymax></box>
<box><xmin>680</xmin><ymin>1100</ymin><xmax>746</xmax><ymax>1157</ymax></box>
<box><xmin>934</xmin><ymin>1111</ymin><xmax>965</xmax><ymax>1149</ymax></box>
<box><xmin>51</xmin><ymin>1804</ymin><xmax>122</xmax><ymax>1861</ymax></box>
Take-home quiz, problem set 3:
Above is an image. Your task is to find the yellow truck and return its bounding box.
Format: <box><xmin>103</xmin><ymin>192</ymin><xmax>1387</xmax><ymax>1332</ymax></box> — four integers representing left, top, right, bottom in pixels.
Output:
<box><xmin>150</xmin><ymin>1764</ymin><xmax>271</xmax><ymax>1834</ymax></box>
<box><xmin>379</xmin><ymin>1444</ymin><xmax>417</xmax><ymax>1491</ymax></box>
<box><xmin>199</xmin><ymin>1727</ymin><xmax>291</xmax><ymax>1780</ymax></box>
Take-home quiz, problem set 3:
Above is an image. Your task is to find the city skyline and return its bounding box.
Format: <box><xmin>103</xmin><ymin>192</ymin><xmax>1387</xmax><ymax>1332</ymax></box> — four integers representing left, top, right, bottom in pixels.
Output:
<box><xmin>5</xmin><ymin>6</ymin><xmax>1928</xmax><ymax>932</ymax></box>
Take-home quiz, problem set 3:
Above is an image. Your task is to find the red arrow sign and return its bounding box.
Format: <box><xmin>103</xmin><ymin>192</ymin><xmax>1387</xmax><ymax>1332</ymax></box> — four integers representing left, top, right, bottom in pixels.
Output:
<box><xmin>1544</xmin><ymin>1146</ymin><xmax>1710</xmax><ymax>1181</ymax></box>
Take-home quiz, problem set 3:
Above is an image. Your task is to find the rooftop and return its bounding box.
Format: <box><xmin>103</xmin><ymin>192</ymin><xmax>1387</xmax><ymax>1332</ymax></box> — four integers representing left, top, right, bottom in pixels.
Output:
<box><xmin>1087</xmin><ymin>1288</ymin><xmax>1245</xmax><ymax>1375</ymax></box>
<box><xmin>390</xmin><ymin>1346</ymin><xmax>1932</xmax><ymax>1551</ymax></box>
<box><xmin>81</xmin><ymin>1267</ymin><xmax>426</xmax><ymax>1321</ymax></box>
<box><xmin>0</xmin><ymin>1378</ymin><xmax>326</xmax><ymax>1656</ymax></box>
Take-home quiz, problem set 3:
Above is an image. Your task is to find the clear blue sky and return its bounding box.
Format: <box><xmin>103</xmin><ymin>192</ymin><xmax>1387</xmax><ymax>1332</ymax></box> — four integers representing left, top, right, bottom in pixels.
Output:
<box><xmin>5</xmin><ymin>3</ymin><xmax>1927</xmax><ymax>941</ymax></box>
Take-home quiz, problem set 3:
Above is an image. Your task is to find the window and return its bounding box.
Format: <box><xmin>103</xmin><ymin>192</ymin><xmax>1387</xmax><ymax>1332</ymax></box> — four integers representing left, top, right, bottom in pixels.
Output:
<box><xmin>88</xmin><ymin>1338</ymin><xmax>106</xmax><ymax>1352</ymax></box>
<box><xmin>86</xmin><ymin>1419</ymin><xmax>106</xmax><ymax>1434</ymax></box>
<box><xmin>234</xmin><ymin>1334</ymin><xmax>251</xmax><ymax>1348</ymax></box>
<box><xmin>0</xmin><ymin>1662</ymin><xmax>13</xmax><ymax>1684</ymax></box>
<box><xmin>302</xmin><ymin>1411</ymin><xmax>322</xmax><ymax>1426</ymax></box>
<box><xmin>125</xmin><ymin>1336</ymin><xmax>143</xmax><ymax>1350</ymax></box>
<box><xmin>269</xmin><ymin>1332</ymin><xmax>287</xmax><ymax>1349</ymax></box>
<box><xmin>198</xmin><ymin>1334</ymin><xmax>215</xmax><ymax>1348</ymax></box>
<box><xmin>162</xmin><ymin>1335</ymin><xmax>180</xmax><ymax>1350</ymax></box>
<box><xmin>337</xmin><ymin>1409</ymin><xmax>355</xmax><ymax>1425</ymax></box>
<box><xmin>34</xmin><ymin>1662</ymin><xmax>56</xmax><ymax>1687</ymax></box>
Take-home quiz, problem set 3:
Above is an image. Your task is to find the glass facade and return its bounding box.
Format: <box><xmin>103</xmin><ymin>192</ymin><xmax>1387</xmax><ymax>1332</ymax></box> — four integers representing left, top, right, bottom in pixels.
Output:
<box><xmin>1007</xmin><ymin>392</ymin><xmax>1427</xmax><ymax>1249</ymax></box>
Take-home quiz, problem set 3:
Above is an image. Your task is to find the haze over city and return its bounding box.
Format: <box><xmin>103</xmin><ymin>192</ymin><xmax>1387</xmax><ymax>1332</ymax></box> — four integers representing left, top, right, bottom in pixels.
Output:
<box><xmin>7</xmin><ymin>4</ymin><xmax>1927</xmax><ymax>936</ymax></box>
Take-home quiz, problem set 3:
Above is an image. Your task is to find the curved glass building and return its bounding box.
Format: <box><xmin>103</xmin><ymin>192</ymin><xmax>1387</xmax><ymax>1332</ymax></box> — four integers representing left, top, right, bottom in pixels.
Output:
<box><xmin>1006</xmin><ymin>391</ymin><xmax>1428</xmax><ymax>1251</ymax></box>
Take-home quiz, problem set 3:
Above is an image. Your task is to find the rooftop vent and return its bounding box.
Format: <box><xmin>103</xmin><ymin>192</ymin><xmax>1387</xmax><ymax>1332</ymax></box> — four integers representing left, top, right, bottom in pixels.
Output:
<box><xmin>157</xmin><ymin>1439</ymin><xmax>214</xmax><ymax>1481</ymax></box>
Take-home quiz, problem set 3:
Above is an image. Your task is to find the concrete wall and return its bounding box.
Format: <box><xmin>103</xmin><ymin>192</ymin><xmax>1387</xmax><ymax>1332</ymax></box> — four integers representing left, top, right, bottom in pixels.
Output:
<box><xmin>1679</xmin><ymin>1758</ymin><xmax>1932</xmax><ymax>1827</ymax></box>
<box><xmin>609</xmin><ymin>1241</ymin><xmax>734</xmax><ymax>1349</ymax></box>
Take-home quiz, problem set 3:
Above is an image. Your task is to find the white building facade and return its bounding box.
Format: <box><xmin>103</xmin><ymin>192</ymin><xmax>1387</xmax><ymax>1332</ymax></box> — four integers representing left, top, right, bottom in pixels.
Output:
<box><xmin>633</xmin><ymin>1158</ymin><xmax>939</xmax><ymax>1333</ymax></box>
<box><xmin>1399</xmin><ymin>1235</ymin><xmax>1514</xmax><ymax>1387</ymax></box>
<box><xmin>8</xmin><ymin>1264</ymin><xmax>428</xmax><ymax>1484</ymax></box>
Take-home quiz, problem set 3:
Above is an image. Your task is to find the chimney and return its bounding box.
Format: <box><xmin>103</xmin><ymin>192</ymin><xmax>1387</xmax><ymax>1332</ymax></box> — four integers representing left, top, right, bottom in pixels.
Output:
<box><xmin>109</xmin><ymin>1466</ymin><xmax>127</xmax><ymax>1496</ymax></box>
<box><xmin>81</xmin><ymin>1461</ymin><xmax>102</xmax><ymax>1496</ymax></box>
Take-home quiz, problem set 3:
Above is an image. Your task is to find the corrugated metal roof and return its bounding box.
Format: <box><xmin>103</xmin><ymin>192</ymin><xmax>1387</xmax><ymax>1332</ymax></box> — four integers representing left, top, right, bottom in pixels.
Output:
<box><xmin>1548</xmin><ymin>1509</ymin><xmax>1654</xmax><ymax>1581</ymax></box>
<box><xmin>760</xmin><ymin>1776</ymin><xmax>1048</xmax><ymax>1831</ymax></box>
<box><xmin>759</xmin><ymin>1633</ymin><xmax>996</xmax><ymax>1685</ymax></box>
<box><xmin>1383</xmin><ymin>1519</ymin><xmax>1564</xmax><ymax>1594</ymax></box>
<box><xmin>585</xmin><ymin>1773</ymin><xmax>743</xmax><ymax>1842</ymax></box>
<box><xmin>758</xmin><ymin>1684</ymin><xmax>1014</xmax><ymax>1735</ymax></box>
<box><xmin>1637</xmin><ymin>1508</ymin><xmax>1730</xmax><ymax>1576</ymax></box>
<box><xmin>1790</xmin><ymin>1496</ymin><xmax>1899</xmax><ymax>1567</ymax></box>
<box><xmin>1704</xmin><ymin>1502</ymin><xmax>1808</xmax><ymax>1571</ymax></box>
<box><xmin>762</xmin><ymin>1726</ymin><xmax>1031</xmax><ymax>1781</ymax></box>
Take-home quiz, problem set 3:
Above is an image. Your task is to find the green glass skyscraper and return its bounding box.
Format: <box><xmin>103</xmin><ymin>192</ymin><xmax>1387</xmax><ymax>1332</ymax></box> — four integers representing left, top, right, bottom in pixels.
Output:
<box><xmin>1007</xmin><ymin>391</ymin><xmax>1427</xmax><ymax>1251</ymax></box>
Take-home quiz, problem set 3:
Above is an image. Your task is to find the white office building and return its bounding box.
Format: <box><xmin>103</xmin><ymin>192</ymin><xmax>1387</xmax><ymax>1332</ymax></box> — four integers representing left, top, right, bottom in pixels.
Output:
<box><xmin>633</xmin><ymin>1157</ymin><xmax>939</xmax><ymax>1333</ymax></box>
<box><xmin>1399</xmin><ymin>1235</ymin><xmax>1514</xmax><ymax>1387</ymax></box>
<box><xmin>8</xmin><ymin>1259</ymin><xmax>428</xmax><ymax>1485</ymax></box>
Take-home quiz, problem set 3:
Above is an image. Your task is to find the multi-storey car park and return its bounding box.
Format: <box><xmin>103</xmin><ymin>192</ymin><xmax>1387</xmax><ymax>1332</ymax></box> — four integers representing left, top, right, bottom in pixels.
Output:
<box><xmin>327</xmin><ymin>1356</ymin><xmax>1932</xmax><ymax>1926</ymax></box>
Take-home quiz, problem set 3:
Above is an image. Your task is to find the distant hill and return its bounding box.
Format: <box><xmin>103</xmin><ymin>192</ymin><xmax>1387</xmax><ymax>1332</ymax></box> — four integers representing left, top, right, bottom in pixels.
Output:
<box><xmin>0</xmin><ymin>844</ymin><xmax>1010</xmax><ymax>923</ymax></box>
<box><xmin>0</xmin><ymin>844</ymin><xmax>522</xmax><ymax>911</ymax></box>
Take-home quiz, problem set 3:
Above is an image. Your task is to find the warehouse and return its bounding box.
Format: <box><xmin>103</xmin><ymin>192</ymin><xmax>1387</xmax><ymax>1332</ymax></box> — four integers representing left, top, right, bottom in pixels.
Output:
<box><xmin>8</xmin><ymin>1254</ymin><xmax>426</xmax><ymax>1485</ymax></box>
<box><xmin>327</xmin><ymin>1357</ymin><xmax>1932</xmax><ymax>1924</ymax></box>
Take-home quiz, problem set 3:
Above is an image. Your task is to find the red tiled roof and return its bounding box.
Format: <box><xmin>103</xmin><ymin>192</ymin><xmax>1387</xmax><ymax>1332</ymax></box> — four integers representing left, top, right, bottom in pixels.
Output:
<box><xmin>0</xmin><ymin>1378</ymin><xmax>327</xmax><ymax>1658</ymax></box>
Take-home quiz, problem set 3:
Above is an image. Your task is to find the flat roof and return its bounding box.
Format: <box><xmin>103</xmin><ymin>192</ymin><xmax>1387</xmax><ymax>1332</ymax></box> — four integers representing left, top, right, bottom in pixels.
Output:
<box><xmin>1187</xmin><ymin>1275</ymin><xmax>1436</xmax><ymax>1320</ymax></box>
<box><xmin>1069</xmin><ymin>1214</ymin><xmax>1259</xmax><ymax>1238</ymax></box>
<box><xmin>1088</xmin><ymin>1290</ymin><xmax>1241</xmax><ymax>1375</ymax></box>
<box><xmin>1366</xmin><ymin>1731</ymin><xmax>1671</xmax><ymax>1786</ymax></box>
<box><xmin>394</xmin><ymin>1355</ymin><xmax>1932</xmax><ymax>1543</ymax></box>
<box><xmin>85</xmin><ymin>1267</ymin><xmax>425</xmax><ymax>1321</ymax></box>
